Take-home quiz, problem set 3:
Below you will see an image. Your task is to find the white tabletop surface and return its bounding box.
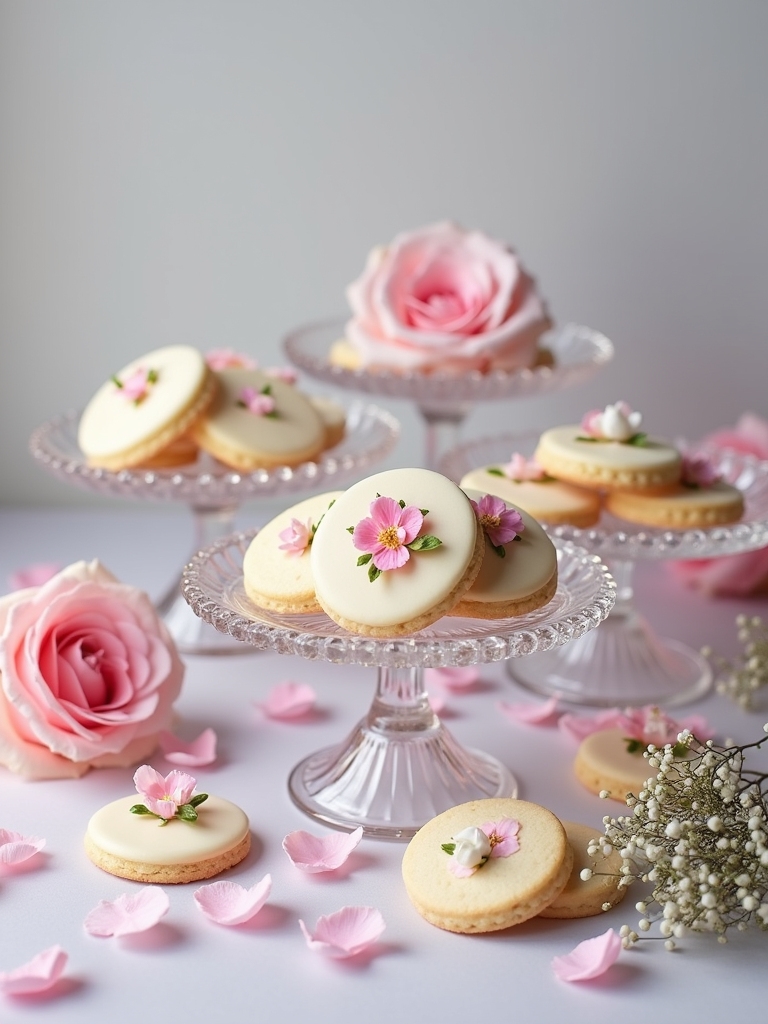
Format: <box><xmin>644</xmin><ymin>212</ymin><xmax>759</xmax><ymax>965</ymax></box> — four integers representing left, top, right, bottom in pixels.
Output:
<box><xmin>0</xmin><ymin>504</ymin><xmax>766</xmax><ymax>1023</ymax></box>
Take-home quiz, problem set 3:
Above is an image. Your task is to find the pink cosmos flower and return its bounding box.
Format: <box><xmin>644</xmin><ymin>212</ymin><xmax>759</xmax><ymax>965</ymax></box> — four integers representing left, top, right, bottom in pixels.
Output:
<box><xmin>278</xmin><ymin>517</ymin><xmax>313</xmax><ymax>556</ymax></box>
<box><xmin>681</xmin><ymin>453</ymin><xmax>721</xmax><ymax>487</ymax></box>
<box><xmin>206</xmin><ymin>348</ymin><xmax>258</xmax><ymax>370</ymax></box>
<box><xmin>133</xmin><ymin>765</ymin><xmax>197</xmax><ymax>819</ymax></box>
<box><xmin>118</xmin><ymin>367</ymin><xmax>155</xmax><ymax>403</ymax></box>
<box><xmin>470</xmin><ymin>494</ymin><xmax>524</xmax><ymax>548</ymax></box>
<box><xmin>502</xmin><ymin>452</ymin><xmax>546</xmax><ymax>481</ymax></box>
<box><xmin>239</xmin><ymin>387</ymin><xmax>276</xmax><ymax>416</ymax></box>
<box><xmin>353</xmin><ymin>496</ymin><xmax>424</xmax><ymax>572</ymax></box>
<box><xmin>481</xmin><ymin>817</ymin><xmax>521</xmax><ymax>858</ymax></box>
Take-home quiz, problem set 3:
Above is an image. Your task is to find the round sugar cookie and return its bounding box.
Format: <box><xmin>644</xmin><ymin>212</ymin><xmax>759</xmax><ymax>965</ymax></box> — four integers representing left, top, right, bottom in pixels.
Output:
<box><xmin>401</xmin><ymin>798</ymin><xmax>572</xmax><ymax>933</ymax></box>
<box><xmin>535</xmin><ymin>425</ymin><xmax>682</xmax><ymax>493</ymax></box>
<box><xmin>605</xmin><ymin>481</ymin><xmax>743</xmax><ymax>529</ymax></box>
<box><xmin>78</xmin><ymin>345</ymin><xmax>216</xmax><ymax>470</ymax></box>
<box><xmin>460</xmin><ymin>466</ymin><xmax>601</xmax><ymax>528</ymax></box>
<box><xmin>191</xmin><ymin>368</ymin><xmax>326</xmax><ymax>470</ymax></box>
<box><xmin>137</xmin><ymin>433</ymin><xmax>199</xmax><ymax>469</ymax></box>
<box><xmin>309</xmin><ymin>395</ymin><xmax>346</xmax><ymax>449</ymax></box>
<box><xmin>538</xmin><ymin>821</ymin><xmax>625</xmax><ymax>918</ymax></box>
<box><xmin>574</xmin><ymin>727</ymin><xmax>655</xmax><ymax>802</ymax></box>
<box><xmin>451</xmin><ymin>490</ymin><xmax>558</xmax><ymax>619</ymax></box>
<box><xmin>243</xmin><ymin>491</ymin><xmax>344</xmax><ymax>613</ymax></box>
<box><xmin>84</xmin><ymin>795</ymin><xmax>250</xmax><ymax>884</ymax></box>
<box><xmin>310</xmin><ymin>468</ymin><xmax>484</xmax><ymax>636</ymax></box>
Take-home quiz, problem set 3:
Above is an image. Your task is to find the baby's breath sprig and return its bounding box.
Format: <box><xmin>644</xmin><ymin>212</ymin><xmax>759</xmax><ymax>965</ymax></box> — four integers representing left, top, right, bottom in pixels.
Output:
<box><xmin>590</xmin><ymin>726</ymin><xmax>768</xmax><ymax>951</ymax></box>
<box><xmin>704</xmin><ymin>615</ymin><xmax>768</xmax><ymax>710</ymax></box>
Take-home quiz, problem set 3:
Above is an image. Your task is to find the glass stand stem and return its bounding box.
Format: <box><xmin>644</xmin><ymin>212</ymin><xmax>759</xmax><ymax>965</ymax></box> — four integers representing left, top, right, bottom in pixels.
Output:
<box><xmin>418</xmin><ymin>403</ymin><xmax>472</xmax><ymax>471</ymax></box>
<box><xmin>288</xmin><ymin>666</ymin><xmax>517</xmax><ymax>840</ymax></box>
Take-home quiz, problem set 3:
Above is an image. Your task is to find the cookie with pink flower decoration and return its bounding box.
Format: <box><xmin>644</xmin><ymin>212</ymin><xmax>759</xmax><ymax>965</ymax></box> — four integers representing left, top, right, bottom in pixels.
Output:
<box><xmin>450</xmin><ymin>491</ymin><xmax>558</xmax><ymax>619</ymax></box>
<box><xmin>534</xmin><ymin>403</ymin><xmax>682</xmax><ymax>493</ymax></box>
<box><xmin>243</xmin><ymin>491</ymin><xmax>343</xmax><ymax>613</ymax></box>
<box><xmin>401</xmin><ymin>797</ymin><xmax>572</xmax><ymax>933</ymax></box>
<box><xmin>84</xmin><ymin>765</ymin><xmax>250</xmax><ymax>883</ymax></box>
<box><xmin>310</xmin><ymin>468</ymin><xmax>484</xmax><ymax>636</ymax></box>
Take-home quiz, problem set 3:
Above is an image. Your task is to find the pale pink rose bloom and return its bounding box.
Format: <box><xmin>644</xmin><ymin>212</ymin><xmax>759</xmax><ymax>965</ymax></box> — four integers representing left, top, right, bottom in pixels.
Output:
<box><xmin>299</xmin><ymin>906</ymin><xmax>385</xmax><ymax>959</ymax></box>
<box><xmin>158</xmin><ymin>728</ymin><xmax>217</xmax><ymax>767</ymax></box>
<box><xmin>353</xmin><ymin>496</ymin><xmax>424</xmax><ymax>572</ymax></box>
<box><xmin>0</xmin><ymin>829</ymin><xmax>46</xmax><ymax>866</ymax></box>
<box><xmin>278</xmin><ymin>517</ymin><xmax>313</xmax><ymax>556</ymax></box>
<box><xmin>470</xmin><ymin>494</ymin><xmax>525</xmax><ymax>547</ymax></box>
<box><xmin>239</xmin><ymin>387</ymin><xmax>276</xmax><ymax>416</ymax></box>
<box><xmin>0</xmin><ymin>946</ymin><xmax>68</xmax><ymax>995</ymax></box>
<box><xmin>206</xmin><ymin>348</ymin><xmax>258</xmax><ymax>370</ymax></box>
<box><xmin>84</xmin><ymin>886</ymin><xmax>170</xmax><ymax>937</ymax></box>
<box><xmin>0</xmin><ymin>561</ymin><xmax>183</xmax><ymax>780</ymax></box>
<box><xmin>345</xmin><ymin>222</ymin><xmax>551</xmax><ymax>373</ymax></box>
<box><xmin>194</xmin><ymin>875</ymin><xmax>272</xmax><ymax>926</ymax></box>
<box><xmin>502</xmin><ymin>452</ymin><xmax>546</xmax><ymax>481</ymax></box>
<box><xmin>133</xmin><ymin>765</ymin><xmax>197</xmax><ymax>818</ymax></box>
<box><xmin>282</xmin><ymin>827</ymin><xmax>363</xmax><ymax>873</ymax></box>
<box><xmin>552</xmin><ymin>928</ymin><xmax>622</xmax><ymax>982</ymax></box>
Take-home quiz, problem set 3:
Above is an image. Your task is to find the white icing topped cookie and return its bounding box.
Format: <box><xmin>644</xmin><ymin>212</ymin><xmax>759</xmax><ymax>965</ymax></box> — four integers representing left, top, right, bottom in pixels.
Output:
<box><xmin>460</xmin><ymin>467</ymin><xmax>601</xmax><ymax>527</ymax></box>
<box><xmin>309</xmin><ymin>395</ymin><xmax>346</xmax><ymax>449</ymax></box>
<box><xmin>310</xmin><ymin>468</ymin><xmax>480</xmax><ymax>632</ymax></box>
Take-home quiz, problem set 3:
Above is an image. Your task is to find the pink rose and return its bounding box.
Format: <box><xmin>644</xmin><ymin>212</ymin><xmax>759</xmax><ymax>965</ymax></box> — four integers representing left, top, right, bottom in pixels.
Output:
<box><xmin>345</xmin><ymin>221</ymin><xmax>551</xmax><ymax>373</ymax></box>
<box><xmin>0</xmin><ymin>561</ymin><xmax>184</xmax><ymax>780</ymax></box>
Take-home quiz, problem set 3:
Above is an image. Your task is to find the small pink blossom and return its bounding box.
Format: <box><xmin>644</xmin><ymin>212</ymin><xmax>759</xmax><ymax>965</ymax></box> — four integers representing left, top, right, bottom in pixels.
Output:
<box><xmin>481</xmin><ymin>817</ymin><xmax>521</xmax><ymax>858</ymax></box>
<box><xmin>133</xmin><ymin>765</ymin><xmax>197</xmax><ymax>819</ymax></box>
<box><xmin>194</xmin><ymin>875</ymin><xmax>272</xmax><ymax>926</ymax></box>
<box><xmin>0</xmin><ymin>946</ymin><xmax>68</xmax><ymax>996</ymax></box>
<box><xmin>552</xmin><ymin>928</ymin><xmax>622</xmax><ymax>982</ymax></box>
<box><xmin>283</xmin><ymin>827</ymin><xmax>363</xmax><ymax>873</ymax></box>
<box><xmin>353</xmin><ymin>496</ymin><xmax>424</xmax><ymax>572</ymax></box>
<box><xmin>239</xmin><ymin>387</ymin><xmax>276</xmax><ymax>416</ymax></box>
<box><xmin>0</xmin><ymin>829</ymin><xmax>46</xmax><ymax>867</ymax></box>
<box><xmin>158</xmin><ymin>728</ymin><xmax>217</xmax><ymax>767</ymax></box>
<box><xmin>502</xmin><ymin>452</ymin><xmax>547</xmax><ymax>481</ymax></box>
<box><xmin>206</xmin><ymin>348</ymin><xmax>258</xmax><ymax>370</ymax></box>
<box><xmin>424</xmin><ymin>666</ymin><xmax>480</xmax><ymax>691</ymax></box>
<box><xmin>447</xmin><ymin>860</ymin><xmax>476</xmax><ymax>878</ymax></box>
<box><xmin>265</xmin><ymin>366</ymin><xmax>298</xmax><ymax>384</ymax></box>
<box><xmin>278</xmin><ymin>517</ymin><xmax>313</xmax><ymax>556</ymax></box>
<box><xmin>84</xmin><ymin>887</ymin><xmax>170</xmax><ymax>937</ymax></box>
<box><xmin>498</xmin><ymin>696</ymin><xmax>561</xmax><ymax>726</ymax></box>
<box><xmin>299</xmin><ymin>906</ymin><xmax>385</xmax><ymax>959</ymax></box>
<box><xmin>258</xmin><ymin>681</ymin><xmax>316</xmax><ymax>719</ymax></box>
<box><xmin>558</xmin><ymin>705</ymin><xmax>711</xmax><ymax>746</ymax></box>
<box><xmin>117</xmin><ymin>367</ymin><xmax>156</xmax><ymax>403</ymax></box>
<box><xmin>470</xmin><ymin>494</ymin><xmax>524</xmax><ymax>548</ymax></box>
<box><xmin>7</xmin><ymin>562</ymin><xmax>62</xmax><ymax>592</ymax></box>
<box><xmin>681</xmin><ymin>453</ymin><xmax>721</xmax><ymax>488</ymax></box>
<box><xmin>580</xmin><ymin>401</ymin><xmax>642</xmax><ymax>441</ymax></box>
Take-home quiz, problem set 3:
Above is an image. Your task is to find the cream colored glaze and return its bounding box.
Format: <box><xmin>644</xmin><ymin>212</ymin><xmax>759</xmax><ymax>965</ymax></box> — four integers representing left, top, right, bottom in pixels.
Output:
<box><xmin>78</xmin><ymin>346</ymin><xmax>208</xmax><ymax>459</ymax></box>
<box><xmin>606</xmin><ymin>480</ymin><xmax>744</xmax><ymax>527</ymax></box>
<box><xmin>86</xmin><ymin>795</ymin><xmax>249</xmax><ymax>865</ymax></box>
<box><xmin>461</xmin><ymin>490</ymin><xmax>557</xmax><ymax>603</ymax></box>
<box><xmin>460</xmin><ymin>468</ymin><xmax>601</xmax><ymax>526</ymax></box>
<box><xmin>243</xmin><ymin>491</ymin><xmax>343</xmax><ymax>604</ymax></box>
<box><xmin>577</xmin><ymin>728</ymin><xmax>654</xmax><ymax>794</ymax></box>
<box><xmin>309</xmin><ymin>395</ymin><xmax>346</xmax><ymax>448</ymax></box>
<box><xmin>311</xmin><ymin>469</ymin><xmax>478</xmax><ymax>629</ymax></box>
<box><xmin>536</xmin><ymin>426</ymin><xmax>681</xmax><ymax>476</ymax></box>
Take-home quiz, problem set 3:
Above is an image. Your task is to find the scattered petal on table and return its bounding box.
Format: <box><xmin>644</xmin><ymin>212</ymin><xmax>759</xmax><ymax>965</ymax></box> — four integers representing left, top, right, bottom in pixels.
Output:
<box><xmin>259</xmin><ymin>681</ymin><xmax>316</xmax><ymax>719</ymax></box>
<box><xmin>558</xmin><ymin>709</ymin><xmax>626</xmax><ymax>744</ymax></box>
<box><xmin>424</xmin><ymin>667</ymin><xmax>479</xmax><ymax>691</ymax></box>
<box><xmin>551</xmin><ymin>928</ymin><xmax>622</xmax><ymax>982</ymax></box>
<box><xmin>7</xmin><ymin>562</ymin><xmax>62</xmax><ymax>592</ymax></box>
<box><xmin>428</xmin><ymin>693</ymin><xmax>447</xmax><ymax>715</ymax></box>
<box><xmin>498</xmin><ymin>696</ymin><xmax>561</xmax><ymax>725</ymax></box>
<box><xmin>0</xmin><ymin>946</ymin><xmax>68</xmax><ymax>995</ymax></box>
<box><xmin>0</xmin><ymin>829</ymin><xmax>46</xmax><ymax>866</ymax></box>
<box><xmin>158</xmin><ymin>728</ymin><xmax>218</xmax><ymax>767</ymax></box>
<box><xmin>298</xmin><ymin>906</ymin><xmax>385</xmax><ymax>959</ymax></box>
<box><xmin>84</xmin><ymin>886</ymin><xmax>170</xmax><ymax>937</ymax></box>
<box><xmin>193</xmin><ymin>875</ymin><xmax>272</xmax><ymax>926</ymax></box>
<box><xmin>283</xmin><ymin>827</ymin><xmax>363</xmax><ymax>873</ymax></box>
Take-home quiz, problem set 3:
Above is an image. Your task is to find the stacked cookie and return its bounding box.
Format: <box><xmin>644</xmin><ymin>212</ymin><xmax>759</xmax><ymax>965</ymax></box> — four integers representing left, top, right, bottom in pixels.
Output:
<box><xmin>77</xmin><ymin>345</ymin><xmax>347</xmax><ymax>472</ymax></box>
<box><xmin>243</xmin><ymin>468</ymin><xmax>559</xmax><ymax>636</ymax></box>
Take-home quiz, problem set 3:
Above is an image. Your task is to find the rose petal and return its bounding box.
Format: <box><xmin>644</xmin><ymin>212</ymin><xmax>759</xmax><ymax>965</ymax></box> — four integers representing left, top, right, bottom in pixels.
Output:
<box><xmin>424</xmin><ymin>667</ymin><xmax>480</xmax><ymax>691</ymax></box>
<box><xmin>0</xmin><ymin>946</ymin><xmax>68</xmax><ymax>995</ymax></box>
<box><xmin>299</xmin><ymin>906</ymin><xmax>385</xmax><ymax>958</ymax></box>
<box><xmin>552</xmin><ymin>928</ymin><xmax>622</xmax><ymax>982</ymax></box>
<box><xmin>194</xmin><ymin>875</ymin><xmax>272</xmax><ymax>926</ymax></box>
<box><xmin>0</xmin><ymin>829</ymin><xmax>46</xmax><ymax>866</ymax></box>
<box><xmin>158</xmin><ymin>728</ymin><xmax>217</xmax><ymax>767</ymax></box>
<box><xmin>7</xmin><ymin>563</ymin><xmax>62</xmax><ymax>592</ymax></box>
<box><xmin>282</xmin><ymin>827</ymin><xmax>363</xmax><ymax>873</ymax></box>
<box><xmin>259</xmin><ymin>681</ymin><xmax>316</xmax><ymax>719</ymax></box>
<box><xmin>558</xmin><ymin>709</ymin><xmax>627</xmax><ymax>743</ymax></box>
<box><xmin>498</xmin><ymin>696</ymin><xmax>561</xmax><ymax>725</ymax></box>
<box><xmin>83</xmin><ymin>886</ymin><xmax>170</xmax><ymax>937</ymax></box>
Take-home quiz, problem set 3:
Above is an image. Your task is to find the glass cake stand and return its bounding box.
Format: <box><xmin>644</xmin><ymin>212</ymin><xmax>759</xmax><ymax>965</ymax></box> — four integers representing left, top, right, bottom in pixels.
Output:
<box><xmin>181</xmin><ymin>532</ymin><xmax>615</xmax><ymax>839</ymax></box>
<box><xmin>441</xmin><ymin>434</ymin><xmax>768</xmax><ymax>708</ymax></box>
<box><xmin>283</xmin><ymin>318</ymin><xmax>613</xmax><ymax>469</ymax></box>
<box><xmin>29</xmin><ymin>402</ymin><xmax>399</xmax><ymax>655</ymax></box>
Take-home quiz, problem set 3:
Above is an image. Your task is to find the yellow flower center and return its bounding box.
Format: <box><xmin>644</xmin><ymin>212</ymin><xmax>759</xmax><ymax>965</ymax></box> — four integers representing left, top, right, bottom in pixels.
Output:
<box><xmin>488</xmin><ymin>831</ymin><xmax>503</xmax><ymax>848</ymax></box>
<box><xmin>479</xmin><ymin>514</ymin><xmax>501</xmax><ymax>530</ymax></box>
<box><xmin>377</xmin><ymin>525</ymin><xmax>402</xmax><ymax>549</ymax></box>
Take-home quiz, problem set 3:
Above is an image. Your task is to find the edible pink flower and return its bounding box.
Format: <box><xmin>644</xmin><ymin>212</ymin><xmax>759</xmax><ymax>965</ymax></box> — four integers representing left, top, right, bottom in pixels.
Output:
<box><xmin>558</xmin><ymin>705</ymin><xmax>711</xmax><ymax>746</ymax></box>
<box><xmin>470</xmin><ymin>494</ymin><xmax>524</xmax><ymax>548</ymax></box>
<box><xmin>353</xmin><ymin>496</ymin><xmax>424</xmax><ymax>572</ymax></box>
<box><xmin>265</xmin><ymin>366</ymin><xmax>298</xmax><ymax>384</ymax></box>
<box><xmin>119</xmin><ymin>367</ymin><xmax>155</xmax><ymax>402</ymax></box>
<box><xmin>84</xmin><ymin>886</ymin><xmax>170</xmax><ymax>937</ymax></box>
<box><xmin>133</xmin><ymin>765</ymin><xmax>196</xmax><ymax>819</ymax></box>
<box><xmin>580</xmin><ymin>401</ymin><xmax>642</xmax><ymax>441</ymax></box>
<box><xmin>481</xmin><ymin>817</ymin><xmax>521</xmax><ymax>858</ymax></box>
<box><xmin>0</xmin><ymin>946</ymin><xmax>68</xmax><ymax>996</ymax></box>
<box><xmin>681</xmin><ymin>453</ymin><xmax>721</xmax><ymax>487</ymax></box>
<box><xmin>552</xmin><ymin>928</ymin><xmax>622</xmax><ymax>982</ymax></box>
<box><xmin>206</xmin><ymin>348</ymin><xmax>258</xmax><ymax>370</ymax></box>
<box><xmin>239</xmin><ymin>387</ymin><xmax>276</xmax><ymax>416</ymax></box>
<box><xmin>299</xmin><ymin>906</ymin><xmax>385</xmax><ymax>959</ymax></box>
<box><xmin>278</xmin><ymin>517</ymin><xmax>313</xmax><ymax>556</ymax></box>
<box><xmin>0</xmin><ymin>829</ymin><xmax>46</xmax><ymax>867</ymax></box>
<box><xmin>502</xmin><ymin>452</ymin><xmax>546</xmax><ymax>481</ymax></box>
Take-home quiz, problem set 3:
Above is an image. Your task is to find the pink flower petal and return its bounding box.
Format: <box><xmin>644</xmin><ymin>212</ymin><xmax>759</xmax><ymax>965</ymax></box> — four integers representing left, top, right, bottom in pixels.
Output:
<box><xmin>428</xmin><ymin>693</ymin><xmax>446</xmax><ymax>714</ymax></box>
<box><xmin>558</xmin><ymin>709</ymin><xmax>627</xmax><ymax>743</ymax></box>
<box><xmin>194</xmin><ymin>875</ymin><xmax>272</xmax><ymax>926</ymax></box>
<box><xmin>0</xmin><ymin>829</ymin><xmax>46</xmax><ymax>866</ymax></box>
<box><xmin>498</xmin><ymin>696</ymin><xmax>561</xmax><ymax>725</ymax></box>
<box><xmin>298</xmin><ymin>906</ymin><xmax>385</xmax><ymax>959</ymax></box>
<box><xmin>552</xmin><ymin>928</ymin><xmax>622</xmax><ymax>982</ymax></box>
<box><xmin>158</xmin><ymin>728</ymin><xmax>217</xmax><ymax>767</ymax></box>
<box><xmin>83</xmin><ymin>886</ymin><xmax>170</xmax><ymax>937</ymax></box>
<box><xmin>259</xmin><ymin>681</ymin><xmax>316</xmax><ymax>720</ymax></box>
<box><xmin>448</xmin><ymin>860</ymin><xmax>476</xmax><ymax>877</ymax></box>
<box><xmin>282</xmin><ymin>827</ymin><xmax>363</xmax><ymax>873</ymax></box>
<box><xmin>7</xmin><ymin>562</ymin><xmax>62</xmax><ymax>592</ymax></box>
<box><xmin>424</xmin><ymin>666</ymin><xmax>480</xmax><ymax>691</ymax></box>
<box><xmin>0</xmin><ymin>946</ymin><xmax>68</xmax><ymax>995</ymax></box>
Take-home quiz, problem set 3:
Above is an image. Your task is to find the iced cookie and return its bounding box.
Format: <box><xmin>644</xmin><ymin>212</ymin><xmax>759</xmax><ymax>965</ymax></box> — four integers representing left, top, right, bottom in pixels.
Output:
<box><xmin>535</xmin><ymin>403</ymin><xmax>682</xmax><ymax>493</ymax></box>
<box><xmin>450</xmin><ymin>491</ymin><xmax>558</xmax><ymax>619</ymax></box>
<box><xmin>460</xmin><ymin>456</ymin><xmax>601</xmax><ymax>528</ymax></box>
<box><xmin>243</xmin><ymin>491</ymin><xmax>343</xmax><ymax>614</ymax></box>
<box><xmin>309</xmin><ymin>395</ymin><xmax>346</xmax><ymax>449</ymax></box>
<box><xmin>78</xmin><ymin>345</ymin><xmax>217</xmax><ymax>470</ymax></box>
<box><xmin>191</xmin><ymin>368</ymin><xmax>326</xmax><ymax>471</ymax></box>
<box><xmin>310</xmin><ymin>468</ymin><xmax>484</xmax><ymax>636</ymax></box>
<box><xmin>574</xmin><ymin>727</ymin><xmax>655</xmax><ymax>802</ymax></box>
<box><xmin>538</xmin><ymin>821</ymin><xmax>625</xmax><ymax>919</ymax></box>
<box><xmin>401</xmin><ymin>798</ymin><xmax>572</xmax><ymax>933</ymax></box>
<box><xmin>138</xmin><ymin>434</ymin><xmax>200</xmax><ymax>469</ymax></box>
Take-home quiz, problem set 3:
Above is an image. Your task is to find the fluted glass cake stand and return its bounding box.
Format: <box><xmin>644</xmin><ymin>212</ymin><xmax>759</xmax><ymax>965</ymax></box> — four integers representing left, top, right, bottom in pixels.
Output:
<box><xmin>181</xmin><ymin>532</ymin><xmax>615</xmax><ymax>839</ymax></box>
<box><xmin>441</xmin><ymin>434</ymin><xmax>768</xmax><ymax>708</ymax></box>
<box><xmin>29</xmin><ymin>402</ymin><xmax>399</xmax><ymax>655</ymax></box>
<box><xmin>283</xmin><ymin>319</ymin><xmax>613</xmax><ymax>469</ymax></box>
